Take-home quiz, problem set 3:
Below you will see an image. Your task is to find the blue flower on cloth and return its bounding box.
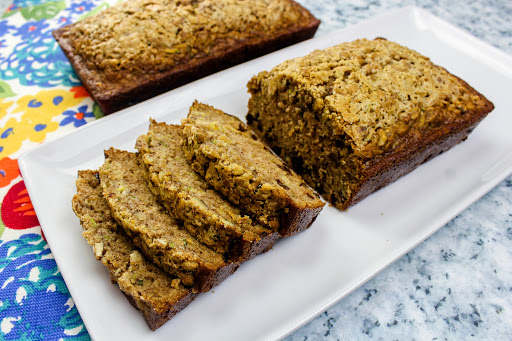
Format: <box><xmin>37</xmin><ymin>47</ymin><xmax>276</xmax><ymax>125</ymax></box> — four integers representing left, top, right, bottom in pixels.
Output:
<box><xmin>0</xmin><ymin>234</ymin><xmax>90</xmax><ymax>341</ymax></box>
<box><xmin>68</xmin><ymin>1</ymin><xmax>97</xmax><ymax>16</ymax></box>
<box><xmin>60</xmin><ymin>105</ymin><xmax>94</xmax><ymax>128</ymax></box>
<box><xmin>0</xmin><ymin>22</ymin><xmax>16</xmax><ymax>52</ymax></box>
<box><xmin>0</xmin><ymin>21</ymin><xmax>16</xmax><ymax>38</ymax></box>
<box><xmin>14</xmin><ymin>20</ymin><xmax>50</xmax><ymax>40</ymax></box>
<box><xmin>0</xmin><ymin>18</ymin><xmax>80</xmax><ymax>88</ymax></box>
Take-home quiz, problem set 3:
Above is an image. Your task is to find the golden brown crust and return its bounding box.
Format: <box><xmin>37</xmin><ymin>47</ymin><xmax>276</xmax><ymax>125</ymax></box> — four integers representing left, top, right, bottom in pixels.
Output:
<box><xmin>346</xmin><ymin>73</ymin><xmax>493</xmax><ymax>207</ymax></box>
<box><xmin>52</xmin><ymin>0</ymin><xmax>320</xmax><ymax>114</ymax></box>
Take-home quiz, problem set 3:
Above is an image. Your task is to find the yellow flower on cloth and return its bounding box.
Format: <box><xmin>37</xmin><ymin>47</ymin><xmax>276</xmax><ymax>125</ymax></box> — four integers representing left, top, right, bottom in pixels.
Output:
<box><xmin>0</xmin><ymin>98</ymin><xmax>14</xmax><ymax>120</ymax></box>
<box><xmin>0</xmin><ymin>88</ymin><xmax>90</xmax><ymax>157</ymax></box>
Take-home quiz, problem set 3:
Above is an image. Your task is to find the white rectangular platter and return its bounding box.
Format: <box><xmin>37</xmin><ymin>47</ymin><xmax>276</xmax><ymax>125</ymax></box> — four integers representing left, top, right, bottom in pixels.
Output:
<box><xmin>19</xmin><ymin>6</ymin><xmax>512</xmax><ymax>341</ymax></box>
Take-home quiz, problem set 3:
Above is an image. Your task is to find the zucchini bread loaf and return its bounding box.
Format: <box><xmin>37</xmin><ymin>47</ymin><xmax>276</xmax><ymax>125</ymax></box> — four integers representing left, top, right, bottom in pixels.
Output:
<box><xmin>53</xmin><ymin>0</ymin><xmax>320</xmax><ymax>114</ymax></box>
<box><xmin>182</xmin><ymin>101</ymin><xmax>325</xmax><ymax>237</ymax></box>
<box><xmin>136</xmin><ymin>120</ymin><xmax>279</xmax><ymax>261</ymax></box>
<box><xmin>72</xmin><ymin>170</ymin><xmax>197</xmax><ymax>330</ymax></box>
<box><xmin>99</xmin><ymin>148</ymin><xmax>238</xmax><ymax>292</ymax></box>
<box><xmin>247</xmin><ymin>38</ymin><xmax>495</xmax><ymax>210</ymax></box>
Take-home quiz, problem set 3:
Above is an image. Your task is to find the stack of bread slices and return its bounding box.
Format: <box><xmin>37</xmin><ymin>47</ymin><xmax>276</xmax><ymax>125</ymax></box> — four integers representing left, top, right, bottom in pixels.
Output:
<box><xmin>72</xmin><ymin>101</ymin><xmax>325</xmax><ymax>330</ymax></box>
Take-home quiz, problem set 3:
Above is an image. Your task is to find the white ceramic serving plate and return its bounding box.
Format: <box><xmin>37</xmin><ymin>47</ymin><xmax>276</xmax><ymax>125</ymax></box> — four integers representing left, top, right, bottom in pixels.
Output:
<box><xmin>19</xmin><ymin>6</ymin><xmax>512</xmax><ymax>341</ymax></box>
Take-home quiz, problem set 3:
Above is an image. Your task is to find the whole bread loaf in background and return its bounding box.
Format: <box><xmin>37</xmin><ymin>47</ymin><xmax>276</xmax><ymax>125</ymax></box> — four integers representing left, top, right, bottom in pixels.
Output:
<box><xmin>53</xmin><ymin>0</ymin><xmax>320</xmax><ymax>114</ymax></box>
<box><xmin>247</xmin><ymin>38</ymin><xmax>494</xmax><ymax>210</ymax></box>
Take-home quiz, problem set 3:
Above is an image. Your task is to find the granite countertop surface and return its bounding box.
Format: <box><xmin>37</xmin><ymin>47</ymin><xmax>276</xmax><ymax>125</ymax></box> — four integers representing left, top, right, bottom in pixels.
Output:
<box><xmin>286</xmin><ymin>1</ymin><xmax>512</xmax><ymax>340</ymax></box>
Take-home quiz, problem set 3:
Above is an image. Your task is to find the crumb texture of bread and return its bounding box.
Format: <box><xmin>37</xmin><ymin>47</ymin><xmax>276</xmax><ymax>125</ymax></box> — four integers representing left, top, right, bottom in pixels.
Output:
<box><xmin>72</xmin><ymin>170</ymin><xmax>196</xmax><ymax>330</ymax></box>
<box><xmin>136</xmin><ymin>121</ymin><xmax>278</xmax><ymax>261</ymax></box>
<box><xmin>99</xmin><ymin>148</ymin><xmax>237</xmax><ymax>292</ymax></box>
<box><xmin>53</xmin><ymin>0</ymin><xmax>320</xmax><ymax>113</ymax></box>
<box><xmin>181</xmin><ymin>101</ymin><xmax>325</xmax><ymax>237</ymax></box>
<box><xmin>247</xmin><ymin>38</ymin><xmax>495</xmax><ymax>210</ymax></box>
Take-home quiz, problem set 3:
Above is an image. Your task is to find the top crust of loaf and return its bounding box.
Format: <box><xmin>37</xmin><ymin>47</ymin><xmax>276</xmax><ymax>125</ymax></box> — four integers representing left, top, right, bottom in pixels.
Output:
<box><xmin>52</xmin><ymin>0</ymin><xmax>320</xmax><ymax>113</ymax></box>
<box><xmin>248</xmin><ymin>38</ymin><xmax>494</xmax><ymax>159</ymax></box>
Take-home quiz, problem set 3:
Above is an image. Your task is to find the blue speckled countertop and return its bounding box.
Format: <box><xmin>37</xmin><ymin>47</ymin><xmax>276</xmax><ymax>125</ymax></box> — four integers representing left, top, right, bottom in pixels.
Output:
<box><xmin>287</xmin><ymin>1</ymin><xmax>512</xmax><ymax>340</ymax></box>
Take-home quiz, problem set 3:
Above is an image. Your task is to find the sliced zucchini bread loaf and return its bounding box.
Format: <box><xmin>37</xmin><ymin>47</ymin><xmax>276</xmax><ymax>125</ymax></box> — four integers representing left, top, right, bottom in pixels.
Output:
<box><xmin>72</xmin><ymin>170</ymin><xmax>197</xmax><ymax>330</ymax></box>
<box><xmin>99</xmin><ymin>148</ymin><xmax>238</xmax><ymax>292</ymax></box>
<box><xmin>247</xmin><ymin>38</ymin><xmax>494</xmax><ymax>210</ymax></box>
<box><xmin>136</xmin><ymin>120</ymin><xmax>279</xmax><ymax>262</ymax></box>
<box><xmin>181</xmin><ymin>101</ymin><xmax>325</xmax><ymax>237</ymax></box>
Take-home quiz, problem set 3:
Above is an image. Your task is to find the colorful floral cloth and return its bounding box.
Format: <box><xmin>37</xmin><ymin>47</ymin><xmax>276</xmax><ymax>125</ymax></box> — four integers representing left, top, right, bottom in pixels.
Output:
<box><xmin>0</xmin><ymin>0</ymin><xmax>118</xmax><ymax>339</ymax></box>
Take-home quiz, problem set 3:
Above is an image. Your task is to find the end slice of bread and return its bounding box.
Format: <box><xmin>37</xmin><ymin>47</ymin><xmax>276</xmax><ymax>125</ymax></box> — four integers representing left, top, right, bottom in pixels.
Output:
<box><xmin>72</xmin><ymin>170</ymin><xmax>197</xmax><ymax>330</ymax></box>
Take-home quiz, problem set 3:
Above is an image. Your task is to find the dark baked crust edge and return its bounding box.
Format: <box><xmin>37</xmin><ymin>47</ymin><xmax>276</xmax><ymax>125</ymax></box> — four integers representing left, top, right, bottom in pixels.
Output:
<box><xmin>52</xmin><ymin>2</ymin><xmax>320</xmax><ymax>115</ymax></box>
<box><xmin>345</xmin><ymin>75</ymin><xmax>494</xmax><ymax>210</ymax></box>
<box><xmin>121</xmin><ymin>289</ymin><xmax>197</xmax><ymax>331</ymax></box>
<box><xmin>279</xmin><ymin>202</ymin><xmax>324</xmax><ymax>236</ymax></box>
<box><xmin>231</xmin><ymin>230</ymin><xmax>281</xmax><ymax>262</ymax></box>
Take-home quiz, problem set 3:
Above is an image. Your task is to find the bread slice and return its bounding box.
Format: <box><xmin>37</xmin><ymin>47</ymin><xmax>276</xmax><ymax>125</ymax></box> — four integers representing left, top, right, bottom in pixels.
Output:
<box><xmin>136</xmin><ymin>121</ymin><xmax>279</xmax><ymax>261</ymax></box>
<box><xmin>181</xmin><ymin>102</ymin><xmax>325</xmax><ymax>237</ymax></box>
<box><xmin>72</xmin><ymin>170</ymin><xmax>197</xmax><ymax>330</ymax></box>
<box><xmin>52</xmin><ymin>0</ymin><xmax>320</xmax><ymax>114</ymax></box>
<box><xmin>246</xmin><ymin>38</ymin><xmax>495</xmax><ymax>210</ymax></box>
<box><xmin>99</xmin><ymin>148</ymin><xmax>238</xmax><ymax>292</ymax></box>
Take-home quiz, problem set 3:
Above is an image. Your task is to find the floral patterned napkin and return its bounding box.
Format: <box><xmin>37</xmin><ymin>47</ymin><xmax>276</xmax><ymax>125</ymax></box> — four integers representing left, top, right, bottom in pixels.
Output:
<box><xmin>0</xmin><ymin>0</ymin><xmax>121</xmax><ymax>339</ymax></box>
